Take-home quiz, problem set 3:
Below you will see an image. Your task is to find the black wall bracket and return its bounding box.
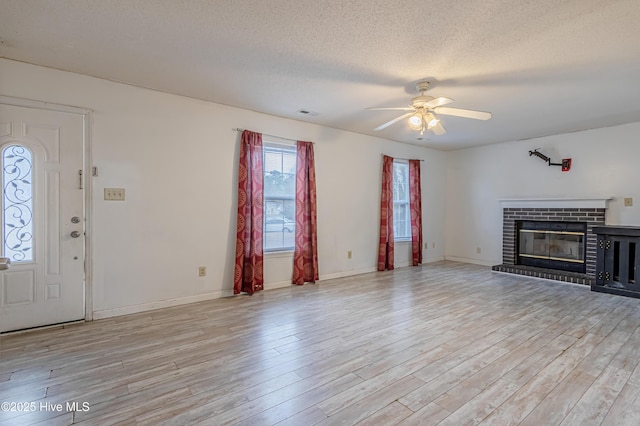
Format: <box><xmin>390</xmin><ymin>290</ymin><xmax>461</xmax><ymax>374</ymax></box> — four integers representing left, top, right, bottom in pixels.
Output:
<box><xmin>529</xmin><ymin>149</ymin><xmax>572</xmax><ymax>172</ymax></box>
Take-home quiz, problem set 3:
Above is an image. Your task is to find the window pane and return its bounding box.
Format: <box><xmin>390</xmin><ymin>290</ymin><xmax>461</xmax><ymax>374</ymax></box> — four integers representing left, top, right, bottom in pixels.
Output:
<box><xmin>264</xmin><ymin>150</ymin><xmax>281</xmax><ymax>172</ymax></box>
<box><xmin>393</xmin><ymin>162</ymin><xmax>409</xmax><ymax>202</ymax></box>
<box><xmin>264</xmin><ymin>144</ymin><xmax>296</xmax><ymax>251</ymax></box>
<box><xmin>264</xmin><ymin>148</ymin><xmax>296</xmax><ymax>198</ymax></box>
<box><xmin>394</xmin><ymin>202</ymin><xmax>410</xmax><ymax>239</ymax></box>
<box><xmin>392</xmin><ymin>161</ymin><xmax>411</xmax><ymax>240</ymax></box>
<box><xmin>264</xmin><ymin>199</ymin><xmax>295</xmax><ymax>250</ymax></box>
<box><xmin>3</xmin><ymin>145</ymin><xmax>34</xmax><ymax>262</ymax></box>
<box><xmin>282</xmin><ymin>151</ymin><xmax>296</xmax><ymax>174</ymax></box>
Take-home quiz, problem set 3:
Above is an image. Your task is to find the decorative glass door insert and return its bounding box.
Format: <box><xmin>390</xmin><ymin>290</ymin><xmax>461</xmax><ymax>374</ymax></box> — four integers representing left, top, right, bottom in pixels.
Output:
<box><xmin>2</xmin><ymin>144</ymin><xmax>34</xmax><ymax>262</ymax></box>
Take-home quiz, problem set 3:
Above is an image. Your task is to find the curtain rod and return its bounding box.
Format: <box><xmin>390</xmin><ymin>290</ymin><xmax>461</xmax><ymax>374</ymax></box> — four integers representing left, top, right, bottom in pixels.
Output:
<box><xmin>232</xmin><ymin>128</ymin><xmax>314</xmax><ymax>144</ymax></box>
<box><xmin>386</xmin><ymin>155</ymin><xmax>425</xmax><ymax>162</ymax></box>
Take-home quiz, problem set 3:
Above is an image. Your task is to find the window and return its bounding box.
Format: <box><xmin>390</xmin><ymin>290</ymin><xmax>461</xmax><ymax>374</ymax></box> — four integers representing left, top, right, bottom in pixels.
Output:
<box><xmin>2</xmin><ymin>145</ymin><xmax>34</xmax><ymax>262</ymax></box>
<box><xmin>393</xmin><ymin>160</ymin><xmax>411</xmax><ymax>240</ymax></box>
<box><xmin>263</xmin><ymin>143</ymin><xmax>296</xmax><ymax>251</ymax></box>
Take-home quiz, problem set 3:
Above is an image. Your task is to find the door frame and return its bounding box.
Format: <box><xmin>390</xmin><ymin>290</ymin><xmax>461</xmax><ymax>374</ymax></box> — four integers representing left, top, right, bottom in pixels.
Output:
<box><xmin>0</xmin><ymin>95</ymin><xmax>93</xmax><ymax>321</ymax></box>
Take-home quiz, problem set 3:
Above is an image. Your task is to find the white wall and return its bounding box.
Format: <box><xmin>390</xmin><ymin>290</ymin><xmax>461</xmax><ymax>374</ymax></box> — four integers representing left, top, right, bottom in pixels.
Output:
<box><xmin>445</xmin><ymin>122</ymin><xmax>640</xmax><ymax>266</ymax></box>
<box><xmin>0</xmin><ymin>58</ymin><xmax>447</xmax><ymax>318</ymax></box>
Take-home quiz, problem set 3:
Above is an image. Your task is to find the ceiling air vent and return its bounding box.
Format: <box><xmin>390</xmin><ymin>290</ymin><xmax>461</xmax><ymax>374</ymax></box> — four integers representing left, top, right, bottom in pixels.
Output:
<box><xmin>297</xmin><ymin>109</ymin><xmax>320</xmax><ymax>117</ymax></box>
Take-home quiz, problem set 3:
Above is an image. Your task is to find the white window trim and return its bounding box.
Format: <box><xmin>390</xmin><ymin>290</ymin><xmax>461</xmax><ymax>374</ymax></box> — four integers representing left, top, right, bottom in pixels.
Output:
<box><xmin>264</xmin><ymin>250</ymin><xmax>295</xmax><ymax>258</ymax></box>
<box><xmin>263</xmin><ymin>141</ymin><xmax>296</xmax><ymax>253</ymax></box>
<box><xmin>393</xmin><ymin>160</ymin><xmax>411</xmax><ymax>242</ymax></box>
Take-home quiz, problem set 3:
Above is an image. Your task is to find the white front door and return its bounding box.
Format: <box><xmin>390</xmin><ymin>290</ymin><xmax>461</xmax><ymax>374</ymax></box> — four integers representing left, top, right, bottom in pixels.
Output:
<box><xmin>0</xmin><ymin>104</ymin><xmax>85</xmax><ymax>333</ymax></box>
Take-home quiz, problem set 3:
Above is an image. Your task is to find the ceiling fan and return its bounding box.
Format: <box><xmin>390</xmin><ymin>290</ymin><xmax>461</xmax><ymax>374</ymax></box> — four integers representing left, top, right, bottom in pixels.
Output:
<box><xmin>368</xmin><ymin>81</ymin><xmax>492</xmax><ymax>135</ymax></box>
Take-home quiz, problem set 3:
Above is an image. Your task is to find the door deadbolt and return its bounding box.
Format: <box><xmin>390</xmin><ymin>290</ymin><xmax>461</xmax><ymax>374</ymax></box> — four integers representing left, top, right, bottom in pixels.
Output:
<box><xmin>71</xmin><ymin>216</ymin><xmax>80</xmax><ymax>224</ymax></box>
<box><xmin>70</xmin><ymin>231</ymin><xmax>81</xmax><ymax>238</ymax></box>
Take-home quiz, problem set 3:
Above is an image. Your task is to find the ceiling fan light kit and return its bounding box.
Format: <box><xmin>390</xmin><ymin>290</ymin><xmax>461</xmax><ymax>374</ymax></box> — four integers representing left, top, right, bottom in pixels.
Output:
<box><xmin>408</xmin><ymin>114</ymin><xmax>422</xmax><ymax>130</ymax></box>
<box><xmin>368</xmin><ymin>80</ymin><xmax>492</xmax><ymax>136</ymax></box>
<box><xmin>407</xmin><ymin>111</ymin><xmax>440</xmax><ymax>135</ymax></box>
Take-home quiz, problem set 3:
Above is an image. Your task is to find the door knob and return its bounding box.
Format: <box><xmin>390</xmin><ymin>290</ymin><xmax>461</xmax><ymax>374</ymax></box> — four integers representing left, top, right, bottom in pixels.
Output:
<box><xmin>70</xmin><ymin>231</ymin><xmax>81</xmax><ymax>238</ymax></box>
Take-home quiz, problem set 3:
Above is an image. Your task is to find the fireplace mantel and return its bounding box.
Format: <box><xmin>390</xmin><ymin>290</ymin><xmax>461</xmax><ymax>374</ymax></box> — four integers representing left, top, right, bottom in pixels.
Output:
<box><xmin>498</xmin><ymin>197</ymin><xmax>612</xmax><ymax>209</ymax></box>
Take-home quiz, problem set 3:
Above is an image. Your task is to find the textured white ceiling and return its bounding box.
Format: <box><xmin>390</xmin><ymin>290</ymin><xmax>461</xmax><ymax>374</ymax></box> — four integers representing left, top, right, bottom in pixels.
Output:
<box><xmin>1</xmin><ymin>0</ymin><xmax>639</xmax><ymax>150</ymax></box>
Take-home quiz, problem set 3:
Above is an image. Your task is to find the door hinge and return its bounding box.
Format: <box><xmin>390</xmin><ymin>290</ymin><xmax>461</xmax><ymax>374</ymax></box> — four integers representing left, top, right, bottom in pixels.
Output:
<box><xmin>79</xmin><ymin>170</ymin><xmax>83</xmax><ymax>189</ymax></box>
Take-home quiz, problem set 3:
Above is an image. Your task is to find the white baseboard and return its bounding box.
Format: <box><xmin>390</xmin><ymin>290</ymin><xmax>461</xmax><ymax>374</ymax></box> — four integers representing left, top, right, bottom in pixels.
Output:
<box><xmin>444</xmin><ymin>256</ymin><xmax>498</xmax><ymax>267</ymax></box>
<box><xmin>271</xmin><ymin>263</ymin><xmax>432</xmax><ymax>287</ymax></box>
<box><xmin>264</xmin><ymin>280</ymin><xmax>293</xmax><ymax>291</ymax></box>
<box><xmin>320</xmin><ymin>260</ymin><xmax>450</xmax><ymax>278</ymax></box>
<box><xmin>319</xmin><ymin>266</ymin><xmax>378</xmax><ymax>281</ymax></box>
<box><xmin>93</xmin><ymin>260</ymin><xmax>461</xmax><ymax>320</ymax></box>
<box><xmin>92</xmin><ymin>270</ymin><xmax>376</xmax><ymax>320</ymax></box>
<box><xmin>92</xmin><ymin>290</ymin><xmax>231</xmax><ymax>320</ymax></box>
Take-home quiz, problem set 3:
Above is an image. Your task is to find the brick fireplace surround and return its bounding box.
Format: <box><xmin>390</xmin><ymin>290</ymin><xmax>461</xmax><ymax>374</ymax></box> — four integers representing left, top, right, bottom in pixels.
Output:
<box><xmin>492</xmin><ymin>198</ymin><xmax>609</xmax><ymax>285</ymax></box>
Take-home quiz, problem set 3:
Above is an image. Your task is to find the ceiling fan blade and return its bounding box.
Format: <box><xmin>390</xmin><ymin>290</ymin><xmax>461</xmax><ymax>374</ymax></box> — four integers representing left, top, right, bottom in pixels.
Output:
<box><xmin>430</xmin><ymin>121</ymin><xmax>446</xmax><ymax>135</ymax></box>
<box><xmin>366</xmin><ymin>107</ymin><xmax>414</xmax><ymax>111</ymax></box>
<box><xmin>424</xmin><ymin>97</ymin><xmax>454</xmax><ymax>108</ymax></box>
<box><xmin>433</xmin><ymin>106</ymin><xmax>492</xmax><ymax>120</ymax></box>
<box><xmin>373</xmin><ymin>112</ymin><xmax>414</xmax><ymax>131</ymax></box>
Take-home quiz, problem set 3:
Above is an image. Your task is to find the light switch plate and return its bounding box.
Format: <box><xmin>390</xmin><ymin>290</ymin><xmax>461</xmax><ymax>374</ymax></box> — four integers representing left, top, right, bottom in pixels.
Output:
<box><xmin>104</xmin><ymin>188</ymin><xmax>125</xmax><ymax>201</ymax></box>
<box><xmin>624</xmin><ymin>197</ymin><xmax>633</xmax><ymax>207</ymax></box>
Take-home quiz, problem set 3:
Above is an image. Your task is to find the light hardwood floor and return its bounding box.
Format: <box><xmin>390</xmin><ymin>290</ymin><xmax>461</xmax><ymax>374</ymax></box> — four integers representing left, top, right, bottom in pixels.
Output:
<box><xmin>2</xmin><ymin>261</ymin><xmax>640</xmax><ymax>425</ymax></box>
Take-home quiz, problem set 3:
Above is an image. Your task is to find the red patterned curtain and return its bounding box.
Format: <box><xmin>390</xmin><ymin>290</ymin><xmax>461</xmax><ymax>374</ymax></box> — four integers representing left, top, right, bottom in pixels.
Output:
<box><xmin>377</xmin><ymin>155</ymin><xmax>394</xmax><ymax>271</ymax></box>
<box><xmin>409</xmin><ymin>159</ymin><xmax>423</xmax><ymax>266</ymax></box>
<box><xmin>292</xmin><ymin>141</ymin><xmax>319</xmax><ymax>284</ymax></box>
<box><xmin>234</xmin><ymin>130</ymin><xmax>264</xmax><ymax>295</ymax></box>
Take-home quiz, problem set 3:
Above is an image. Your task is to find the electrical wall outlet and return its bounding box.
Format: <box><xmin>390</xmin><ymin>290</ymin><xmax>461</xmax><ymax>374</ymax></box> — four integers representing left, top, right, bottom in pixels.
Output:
<box><xmin>104</xmin><ymin>188</ymin><xmax>125</xmax><ymax>201</ymax></box>
<box><xmin>624</xmin><ymin>197</ymin><xmax>633</xmax><ymax>207</ymax></box>
<box><xmin>432</xmin><ymin>242</ymin><xmax>435</xmax><ymax>249</ymax></box>
<box><xmin>347</xmin><ymin>250</ymin><xmax>352</xmax><ymax>259</ymax></box>
<box><xmin>424</xmin><ymin>242</ymin><xmax>428</xmax><ymax>249</ymax></box>
<box><xmin>198</xmin><ymin>266</ymin><xmax>206</xmax><ymax>277</ymax></box>
<box><xmin>476</xmin><ymin>247</ymin><xmax>481</xmax><ymax>254</ymax></box>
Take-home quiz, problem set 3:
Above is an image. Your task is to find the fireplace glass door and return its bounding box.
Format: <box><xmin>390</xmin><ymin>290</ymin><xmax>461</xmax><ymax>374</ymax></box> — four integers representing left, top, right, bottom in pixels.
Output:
<box><xmin>517</xmin><ymin>221</ymin><xmax>586</xmax><ymax>273</ymax></box>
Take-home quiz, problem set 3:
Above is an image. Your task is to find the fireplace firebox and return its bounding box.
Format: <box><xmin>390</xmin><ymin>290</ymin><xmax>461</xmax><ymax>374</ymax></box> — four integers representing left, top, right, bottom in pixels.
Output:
<box><xmin>517</xmin><ymin>221</ymin><xmax>587</xmax><ymax>273</ymax></box>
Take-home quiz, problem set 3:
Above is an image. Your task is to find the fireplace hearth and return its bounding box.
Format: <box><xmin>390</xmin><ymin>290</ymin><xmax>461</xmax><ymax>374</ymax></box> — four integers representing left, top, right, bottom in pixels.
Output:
<box><xmin>492</xmin><ymin>200</ymin><xmax>608</xmax><ymax>285</ymax></box>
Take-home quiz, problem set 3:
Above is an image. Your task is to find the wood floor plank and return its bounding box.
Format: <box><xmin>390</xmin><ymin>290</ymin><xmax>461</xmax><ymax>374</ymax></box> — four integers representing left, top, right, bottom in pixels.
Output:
<box><xmin>559</xmin><ymin>365</ymin><xmax>631</xmax><ymax>425</ymax></box>
<box><xmin>134</xmin><ymin>371</ymin><xmax>304</xmax><ymax>424</ymax></box>
<box><xmin>31</xmin><ymin>412</ymin><xmax>74</xmax><ymax>426</ymax></box>
<box><xmin>317</xmin><ymin>371</ymin><xmax>401</xmax><ymax>416</ymax></box>
<box><xmin>609</xmin><ymin>326</ymin><xmax>640</xmax><ymax>372</ymax></box>
<box><xmin>478</xmin><ymin>332</ymin><xmax>607</xmax><ymax>425</ymax></box>
<box><xmin>500</xmin><ymin>333</ymin><xmax>578</xmax><ymax>386</ymax></box>
<box><xmin>602</xmin><ymin>381</ymin><xmax>640</xmax><ymax>426</ymax></box>
<box><xmin>437</xmin><ymin>324</ymin><xmax>576</xmax><ymax>409</ymax></box>
<box><xmin>2</xmin><ymin>261</ymin><xmax>640</xmax><ymax>425</ymax></box>
<box><xmin>400</xmin><ymin>345</ymin><xmax>510</xmax><ymax>412</ymax></box>
<box><xmin>436</xmin><ymin>378</ymin><xmax>521</xmax><ymax>426</ymax></box>
<box><xmin>233</xmin><ymin>373</ymin><xmax>364</xmax><ymax>426</ymax></box>
<box><xmin>352</xmin><ymin>331</ymin><xmax>458</xmax><ymax>381</ymax></box>
<box><xmin>355</xmin><ymin>401</ymin><xmax>413</xmax><ymax>425</ymax></box>
<box><xmin>519</xmin><ymin>325</ymin><xmax>636</xmax><ymax>426</ymax></box>
<box><xmin>316</xmin><ymin>375</ymin><xmax>425</xmax><ymax>425</ymax></box>
<box><xmin>397</xmin><ymin>402</ymin><xmax>451</xmax><ymax>426</ymax></box>
<box><xmin>158</xmin><ymin>369</ymin><xmax>361</xmax><ymax>424</ymax></box>
<box><xmin>518</xmin><ymin>369</ymin><xmax>595</xmax><ymax>426</ymax></box>
<box><xmin>275</xmin><ymin>405</ymin><xmax>328</xmax><ymax>425</ymax></box>
<box><xmin>73</xmin><ymin>386</ymin><xmax>192</xmax><ymax>424</ymax></box>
